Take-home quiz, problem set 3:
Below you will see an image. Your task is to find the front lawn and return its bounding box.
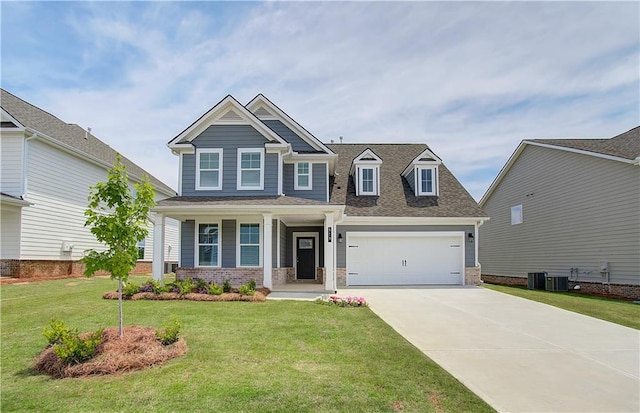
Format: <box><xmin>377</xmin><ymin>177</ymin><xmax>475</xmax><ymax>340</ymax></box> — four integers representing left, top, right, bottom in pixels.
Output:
<box><xmin>484</xmin><ymin>284</ymin><xmax>640</xmax><ymax>330</ymax></box>
<box><xmin>1</xmin><ymin>276</ymin><xmax>494</xmax><ymax>412</ymax></box>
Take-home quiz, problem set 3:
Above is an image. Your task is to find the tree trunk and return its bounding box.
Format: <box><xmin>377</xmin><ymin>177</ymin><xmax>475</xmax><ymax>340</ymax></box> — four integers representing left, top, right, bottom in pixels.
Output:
<box><xmin>118</xmin><ymin>278</ymin><xmax>124</xmax><ymax>337</ymax></box>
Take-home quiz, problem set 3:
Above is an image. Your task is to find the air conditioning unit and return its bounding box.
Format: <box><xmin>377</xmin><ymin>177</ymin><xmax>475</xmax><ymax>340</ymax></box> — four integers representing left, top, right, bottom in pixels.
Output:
<box><xmin>545</xmin><ymin>275</ymin><xmax>569</xmax><ymax>292</ymax></box>
<box><xmin>164</xmin><ymin>262</ymin><xmax>178</xmax><ymax>274</ymax></box>
<box><xmin>527</xmin><ymin>272</ymin><xmax>547</xmax><ymax>290</ymax></box>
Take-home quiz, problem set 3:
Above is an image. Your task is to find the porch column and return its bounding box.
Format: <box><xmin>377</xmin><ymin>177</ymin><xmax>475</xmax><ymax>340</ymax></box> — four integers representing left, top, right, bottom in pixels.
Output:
<box><xmin>263</xmin><ymin>213</ymin><xmax>273</xmax><ymax>289</ymax></box>
<box><xmin>324</xmin><ymin>212</ymin><xmax>336</xmax><ymax>292</ymax></box>
<box><xmin>152</xmin><ymin>213</ymin><xmax>165</xmax><ymax>282</ymax></box>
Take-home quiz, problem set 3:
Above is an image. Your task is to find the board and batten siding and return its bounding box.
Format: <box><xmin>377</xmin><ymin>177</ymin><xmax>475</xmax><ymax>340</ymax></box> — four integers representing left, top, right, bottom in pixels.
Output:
<box><xmin>181</xmin><ymin>125</ymin><xmax>278</xmax><ymax>196</ymax></box>
<box><xmin>1</xmin><ymin>135</ymin><xmax>24</xmax><ymax>196</ymax></box>
<box><xmin>479</xmin><ymin>144</ymin><xmax>640</xmax><ymax>285</ymax></box>
<box><xmin>283</xmin><ymin>163</ymin><xmax>327</xmax><ymax>201</ymax></box>
<box><xmin>336</xmin><ymin>225</ymin><xmax>476</xmax><ymax>268</ymax></box>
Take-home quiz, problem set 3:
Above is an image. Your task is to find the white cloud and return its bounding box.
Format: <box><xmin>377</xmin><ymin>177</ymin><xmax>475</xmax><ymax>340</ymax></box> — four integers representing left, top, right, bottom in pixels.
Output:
<box><xmin>7</xmin><ymin>1</ymin><xmax>636</xmax><ymax>200</ymax></box>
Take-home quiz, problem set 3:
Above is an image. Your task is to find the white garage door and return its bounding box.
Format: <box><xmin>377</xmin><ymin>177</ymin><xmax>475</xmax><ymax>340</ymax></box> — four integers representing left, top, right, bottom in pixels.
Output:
<box><xmin>346</xmin><ymin>232</ymin><xmax>464</xmax><ymax>286</ymax></box>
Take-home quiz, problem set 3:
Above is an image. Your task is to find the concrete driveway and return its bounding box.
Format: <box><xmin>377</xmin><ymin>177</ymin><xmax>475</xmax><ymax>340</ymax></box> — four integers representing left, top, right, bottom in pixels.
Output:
<box><xmin>339</xmin><ymin>286</ymin><xmax>639</xmax><ymax>413</ymax></box>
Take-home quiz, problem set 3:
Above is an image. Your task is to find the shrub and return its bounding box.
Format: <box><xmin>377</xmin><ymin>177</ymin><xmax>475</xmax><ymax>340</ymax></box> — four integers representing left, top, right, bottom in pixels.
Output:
<box><xmin>122</xmin><ymin>282</ymin><xmax>140</xmax><ymax>298</ymax></box>
<box><xmin>155</xmin><ymin>319</ymin><xmax>181</xmax><ymax>345</ymax></box>
<box><xmin>175</xmin><ymin>278</ymin><xmax>195</xmax><ymax>295</ymax></box>
<box><xmin>43</xmin><ymin>319</ymin><xmax>76</xmax><ymax>346</ymax></box>
<box><xmin>222</xmin><ymin>279</ymin><xmax>232</xmax><ymax>293</ymax></box>
<box><xmin>238</xmin><ymin>283</ymin><xmax>255</xmax><ymax>296</ymax></box>
<box><xmin>53</xmin><ymin>328</ymin><xmax>104</xmax><ymax>365</ymax></box>
<box><xmin>248</xmin><ymin>279</ymin><xmax>257</xmax><ymax>290</ymax></box>
<box><xmin>207</xmin><ymin>282</ymin><xmax>223</xmax><ymax>295</ymax></box>
<box><xmin>194</xmin><ymin>278</ymin><xmax>208</xmax><ymax>294</ymax></box>
<box><xmin>139</xmin><ymin>279</ymin><xmax>159</xmax><ymax>293</ymax></box>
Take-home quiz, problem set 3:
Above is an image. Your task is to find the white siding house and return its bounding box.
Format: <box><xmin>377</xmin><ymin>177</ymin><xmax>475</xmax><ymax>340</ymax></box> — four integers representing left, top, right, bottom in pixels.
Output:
<box><xmin>0</xmin><ymin>89</ymin><xmax>179</xmax><ymax>278</ymax></box>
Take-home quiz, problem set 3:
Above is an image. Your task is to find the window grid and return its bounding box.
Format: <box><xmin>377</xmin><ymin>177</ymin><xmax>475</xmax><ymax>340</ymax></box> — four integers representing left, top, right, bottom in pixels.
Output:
<box><xmin>295</xmin><ymin>162</ymin><xmax>311</xmax><ymax>190</ymax></box>
<box><xmin>198</xmin><ymin>223</ymin><xmax>219</xmax><ymax>266</ymax></box>
<box><xmin>196</xmin><ymin>149</ymin><xmax>222</xmax><ymax>190</ymax></box>
<box><xmin>239</xmin><ymin>223</ymin><xmax>260</xmax><ymax>266</ymax></box>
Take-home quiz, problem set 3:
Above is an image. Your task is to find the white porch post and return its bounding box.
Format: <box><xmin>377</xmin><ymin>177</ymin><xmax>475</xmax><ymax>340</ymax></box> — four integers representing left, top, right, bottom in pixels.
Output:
<box><xmin>263</xmin><ymin>213</ymin><xmax>273</xmax><ymax>289</ymax></box>
<box><xmin>152</xmin><ymin>213</ymin><xmax>165</xmax><ymax>282</ymax></box>
<box><xmin>324</xmin><ymin>212</ymin><xmax>336</xmax><ymax>292</ymax></box>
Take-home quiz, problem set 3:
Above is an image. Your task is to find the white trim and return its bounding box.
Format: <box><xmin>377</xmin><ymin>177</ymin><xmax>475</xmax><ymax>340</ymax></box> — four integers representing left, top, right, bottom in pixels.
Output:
<box><xmin>416</xmin><ymin>166</ymin><xmax>438</xmax><ymax>196</ymax></box>
<box><xmin>353</xmin><ymin>148</ymin><xmax>383</xmax><ymax>163</ymax></box>
<box><xmin>178</xmin><ymin>152</ymin><xmax>184</xmax><ymax>195</ymax></box>
<box><xmin>276</xmin><ymin>219</ymin><xmax>281</xmax><ymax>267</ymax></box>
<box><xmin>341</xmin><ymin>216</ymin><xmax>488</xmax><ymax>226</ymax></box>
<box><xmin>511</xmin><ymin>204</ymin><xmax>523</xmax><ymax>225</ymax></box>
<box><xmin>0</xmin><ymin>194</ymin><xmax>32</xmax><ymax>207</ymax></box>
<box><xmin>0</xmin><ymin>108</ymin><xmax>25</xmax><ymax>131</ymax></box>
<box><xmin>292</xmin><ymin>232</ymin><xmax>319</xmax><ymax>280</ymax></box>
<box><xmin>237</xmin><ymin>220</ymin><xmax>262</xmax><ymax>267</ymax></box>
<box><xmin>356</xmin><ymin>165</ymin><xmax>379</xmax><ymax>196</ymax></box>
<box><xmin>236</xmin><ymin>148</ymin><xmax>264</xmax><ymax>190</ymax></box>
<box><xmin>195</xmin><ymin>220</ymin><xmax>222</xmax><ymax>267</ymax></box>
<box><xmin>195</xmin><ymin>148</ymin><xmax>223</xmax><ymax>191</ymax></box>
<box><xmin>294</xmin><ymin>161</ymin><xmax>312</xmax><ymax>190</ymax></box>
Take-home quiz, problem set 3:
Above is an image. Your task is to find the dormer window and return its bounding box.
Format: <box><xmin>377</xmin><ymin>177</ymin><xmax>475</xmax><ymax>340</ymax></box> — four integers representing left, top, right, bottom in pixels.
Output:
<box><xmin>402</xmin><ymin>148</ymin><xmax>442</xmax><ymax>197</ymax></box>
<box><xmin>196</xmin><ymin>148</ymin><xmax>223</xmax><ymax>190</ymax></box>
<box><xmin>351</xmin><ymin>148</ymin><xmax>382</xmax><ymax>196</ymax></box>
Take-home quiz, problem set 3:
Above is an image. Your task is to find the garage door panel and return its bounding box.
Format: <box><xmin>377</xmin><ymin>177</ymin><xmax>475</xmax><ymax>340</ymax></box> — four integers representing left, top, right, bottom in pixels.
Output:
<box><xmin>347</xmin><ymin>233</ymin><xmax>464</xmax><ymax>286</ymax></box>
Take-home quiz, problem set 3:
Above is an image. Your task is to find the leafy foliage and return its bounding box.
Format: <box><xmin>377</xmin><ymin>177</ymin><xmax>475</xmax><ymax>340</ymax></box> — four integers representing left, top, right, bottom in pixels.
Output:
<box><xmin>238</xmin><ymin>283</ymin><xmax>255</xmax><ymax>296</ymax></box>
<box><xmin>43</xmin><ymin>319</ymin><xmax>76</xmax><ymax>346</ymax></box>
<box><xmin>53</xmin><ymin>329</ymin><xmax>104</xmax><ymax>365</ymax></box>
<box><xmin>248</xmin><ymin>279</ymin><xmax>256</xmax><ymax>290</ymax></box>
<box><xmin>122</xmin><ymin>282</ymin><xmax>140</xmax><ymax>298</ymax></box>
<box><xmin>174</xmin><ymin>278</ymin><xmax>196</xmax><ymax>295</ymax></box>
<box><xmin>207</xmin><ymin>282</ymin><xmax>223</xmax><ymax>295</ymax></box>
<box><xmin>155</xmin><ymin>319</ymin><xmax>181</xmax><ymax>346</ymax></box>
<box><xmin>222</xmin><ymin>279</ymin><xmax>232</xmax><ymax>293</ymax></box>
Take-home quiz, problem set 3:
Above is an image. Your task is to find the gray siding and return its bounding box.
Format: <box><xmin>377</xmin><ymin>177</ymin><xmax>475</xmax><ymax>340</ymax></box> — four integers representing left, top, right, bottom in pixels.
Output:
<box><xmin>406</xmin><ymin>169</ymin><xmax>415</xmax><ymax>193</ymax></box>
<box><xmin>336</xmin><ymin>225</ymin><xmax>475</xmax><ymax>267</ymax></box>
<box><xmin>272</xmin><ymin>219</ymin><xmax>278</xmax><ymax>266</ymax></box>
<box><xmin>285</xmin><ymin>226</ymin><xmax>325</xmax><ymax>267</ymax></box>
<box><xmin>182</xmin><ymin>125</ymin><xmax>278</xmax><ymax>196</ymax></box>
<box><xmin>479</xmin><ymin>145</ymin><xmax>640</xmax><ymax>285</ymax></box>
<box><xmin>283</xmin><ymin>163</ymin><xmax>328</xmax><ymax>201</ymax></box>
<box><xmin>180</xmin><ymin>220</ymin><xmax>195</xmax><ymax>267</ymax></box>
<box><xmin>280</xmin><ymin>221</ymin><xmax>289</xmax><ymax>267</ymax></box>
<box><xmin>222</xmin><ymin>220</ymin><xmax>236</xmax><ymax>268</ymax></box>
<box><xmin>262</xmin><ymin>120</ymin><xmax>316</xmax><ymax>152</ymax></box>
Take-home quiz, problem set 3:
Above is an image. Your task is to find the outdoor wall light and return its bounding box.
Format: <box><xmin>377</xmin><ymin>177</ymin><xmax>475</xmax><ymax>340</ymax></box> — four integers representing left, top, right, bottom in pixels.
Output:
<box><xmin>468</xmin><ymin>233</ymin><xmax>474</xmax><ymax>243</ymax></box>
<box><xmin>338</xmin><ymin>233</ymin><xmax>344</xmax><ymax>243</ymax></box>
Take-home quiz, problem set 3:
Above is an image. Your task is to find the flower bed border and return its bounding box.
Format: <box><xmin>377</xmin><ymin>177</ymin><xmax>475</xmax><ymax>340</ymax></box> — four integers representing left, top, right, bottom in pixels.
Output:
<box><xmin>102</xmin><ymin>289</ymin><xmax>269</xmax><ymax>302</ymax></box>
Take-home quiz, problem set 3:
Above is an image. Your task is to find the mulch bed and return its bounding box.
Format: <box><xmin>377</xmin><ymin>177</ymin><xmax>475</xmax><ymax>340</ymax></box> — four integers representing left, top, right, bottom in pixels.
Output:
<box><xmin>34</xmin><ymin>326</ymin><xmax>187</xmax><ymax>378</ymax></box>
<box><xmin>102</xmin><ymin>288</ymin><xmax>270</xmax><ymax>302</ymax></box>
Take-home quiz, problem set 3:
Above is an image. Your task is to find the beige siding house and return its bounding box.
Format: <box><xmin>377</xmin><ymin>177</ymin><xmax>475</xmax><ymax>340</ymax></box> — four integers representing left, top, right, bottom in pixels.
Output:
<box><xmin>479</xmin><ymin>126</ymin><xmax>640</xmax><ymax>299</ymax></box>
<box><xmin>0</xmin><ymin>89</ymin><xmax>180</xmax><ymax>278</ymax></box>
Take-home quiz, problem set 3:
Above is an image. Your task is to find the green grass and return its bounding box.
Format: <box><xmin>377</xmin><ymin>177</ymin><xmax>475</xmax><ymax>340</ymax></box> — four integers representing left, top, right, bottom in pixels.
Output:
<box><xmin>484</xmin><ymin>284</ymin><xmax>640</xmax><ymax>330</ymax></box>
<box><xmin>1</xmin><ymin>276</ymin><xmax>494</xmax><ymax>413</ymax></box>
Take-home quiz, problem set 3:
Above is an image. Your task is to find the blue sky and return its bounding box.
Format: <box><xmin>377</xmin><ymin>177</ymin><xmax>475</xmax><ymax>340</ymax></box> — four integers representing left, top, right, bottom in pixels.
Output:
<box><xmin>2</xmin><ymin>1</ymin><xmax>638</xmax><ymax>200</ymax></box>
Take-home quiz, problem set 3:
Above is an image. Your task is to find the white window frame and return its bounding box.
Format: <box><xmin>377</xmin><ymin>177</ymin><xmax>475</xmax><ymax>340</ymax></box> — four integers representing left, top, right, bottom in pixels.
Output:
<box><xmin>294</xmin><ymin>161</ymin><xmax>312</xmax><ymax>190</ymax></box>
<box><xmin>237</xmin><ymin>221</ymin><xmax>262</xmax><ymax>267</ymax></box>
<box><xmin>237</xmin><ymin>148</ymin><xmax>264</xmax><ymax>190</ymax></box>
<box><xmin>196</xmin><ymin>148</ymin><xmax>223</xmax><ymax>190</ymax></box>
<box><xmin>417</xmin><ymin>166</ymin><xmax>438</xmax><ymax>196</ymax></box>
<box><xmin>511</xmin><ymin>205</ymin><xmax>523</xmax><ymax>225</ymax></box>
<box><xmin>357</xmin><ymin>165</ymin><xmax>379</xmax><ymax>196</ymax></box>
<box><xmin>195</xmin><ymin>221</ymin><xmax>221</xmax><ymax>267</ymax></box>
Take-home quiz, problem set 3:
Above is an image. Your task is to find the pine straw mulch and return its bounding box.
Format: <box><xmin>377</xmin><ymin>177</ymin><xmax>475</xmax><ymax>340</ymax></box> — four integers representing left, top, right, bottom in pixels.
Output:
<box><xmin>102</xmin><ymin>288</ymin><xmax>269</xmax><ymax>302</ymax></box>
<box><xmin>34</xmin><ymin>326</ymin><xmax>187</xmax><ymax>379</ymax></box>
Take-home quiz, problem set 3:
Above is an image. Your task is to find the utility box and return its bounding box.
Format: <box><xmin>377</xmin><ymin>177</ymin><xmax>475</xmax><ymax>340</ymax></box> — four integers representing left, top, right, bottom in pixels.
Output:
<box><xmin>545</xmin><ymin>275</ymin><xmax>569</xmax><ymax>292</ymax></box>
<box><xmin>527</xmin><ymin>272</ymin><xmax>547</xmax><ymax>290</ymax></box>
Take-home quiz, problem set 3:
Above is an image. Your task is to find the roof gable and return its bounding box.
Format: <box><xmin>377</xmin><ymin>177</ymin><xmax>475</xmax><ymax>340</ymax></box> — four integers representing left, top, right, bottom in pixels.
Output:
<box><xmin>246</xmin><ymin>94</ymin><xmax>335</xmax><ymax>155</ymax></box>
<box><xmin>401</xmin><ymin>148</ymin><xmax>442</xmax><ymax>176</ymax></box>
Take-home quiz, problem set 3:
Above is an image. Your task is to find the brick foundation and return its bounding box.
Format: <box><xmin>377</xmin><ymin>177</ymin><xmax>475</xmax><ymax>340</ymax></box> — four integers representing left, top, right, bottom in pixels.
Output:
<box><xmin>465</xmin><ymin>267</ymin><xmax>481</xmax><ymax>286</ymax></box>
<box><xmin>272</xmin><ymin>268</ymin><xmax>294</xmax><ymax>286</ymax></box>
<box><xmin>336</xmin><ymin>267</ymin><xmax>347</xmax><ymax>287</ymax></box>
<box><xmin>482</xmin><ymin>274</ymin><xmax>640</xmax><ymax>301</ymax></box>
<box><xmin>0</xmin><ymin>259</ymin><xmax>163</xmax><ymax>279</ymax></box>
<box><xmin>176</xmin><ymin>267</ymin><xmax>263</xmax><ymax>287</ymax></box>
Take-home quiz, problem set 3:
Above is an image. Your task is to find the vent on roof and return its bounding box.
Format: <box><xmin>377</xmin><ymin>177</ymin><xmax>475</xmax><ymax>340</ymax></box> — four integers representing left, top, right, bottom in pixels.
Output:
<box><xmin>220</xmin><ymin>109</ymin><xmax>243</xmax><ymax>121</ymax></box>
<box><xmin>1</xmin><ymin>121</ymin><xmax>17</xmax><ymax>128</ymax></box>
<box><xmin>254</xmin><ymin>107</ymin><xmax>272</xmax><ymax>117</ymax></box>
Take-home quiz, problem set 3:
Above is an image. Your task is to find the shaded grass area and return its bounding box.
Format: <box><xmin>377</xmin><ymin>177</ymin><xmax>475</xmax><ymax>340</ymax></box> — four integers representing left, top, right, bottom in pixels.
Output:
<box><xmin>1</xmin><ymin>276</ymin><xmax>494</xmax><ymax>412</ymax></box>
<box><xmin>484</xmin><ymin>284</ymin><xmax>640</xmax><ymax>330</ymax></box>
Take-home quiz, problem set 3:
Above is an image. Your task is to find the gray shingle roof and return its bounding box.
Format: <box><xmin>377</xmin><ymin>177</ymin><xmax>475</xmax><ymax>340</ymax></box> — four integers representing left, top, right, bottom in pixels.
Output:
<box><xmin>530</xmin><ymin>126</ymin><xmax>640</xmax><ymax>160</ymax></box>
<box><xmin>156</xmin><ymin>195</ymin><xmax>331</xmax><ymax>207</ymax></box>
<box><xmin>326</xmin><ymin>143</ymin><xmax>486</xmax><ymax>218</ymax></box>
<box><xmin>1</xmin><ymin>89</ymin><xmax>176</xmax><ymax>196</ymax></box>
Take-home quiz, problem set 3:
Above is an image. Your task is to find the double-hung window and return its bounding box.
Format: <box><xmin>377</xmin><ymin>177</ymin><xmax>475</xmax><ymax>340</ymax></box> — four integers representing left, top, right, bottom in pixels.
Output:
<box><xmin>237</xmin><ymin>149</ymin><xmax>264</xmax><ymax>190</ymax></box>
<box><xmin>239</xmin><ymin>223</ymin><xmax>260</xmax><ymax>266</ymax></box>
<box><xmin>417</xmin><ymin>167</ymin><xmax>437</xmax><ymax>195</ymax></box>
<box><xmin>294</xmin><ymin>162</ymin><xmax>312</xmax><ymax>190</ymax></box>
<box><xmin>358</xmin><ymin>166</ymin><xmax>377</xmax><ymax>195</ymax></box>
<box><xmin>198</xmin><ymin>223</ymin><xmax>219</xmax><ymax>266</ymax></box>
<box><xmin>196</xmin><ymin>149</ymin><xmax>223</xmax><ymax>190</ymax></box>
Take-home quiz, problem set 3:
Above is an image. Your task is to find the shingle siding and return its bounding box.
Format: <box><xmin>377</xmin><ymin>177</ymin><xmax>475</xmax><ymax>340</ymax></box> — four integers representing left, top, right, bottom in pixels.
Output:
<box><xmin>283</xmin><ymin>163</ymin><xmax>327</xmax><ymax>201</ymax></box>
<box><xmin>480</xmin><ymin>144</ymin><xmax>640</xmax><ymax>285</ymax></box>
<box><xmin>181</xmin><ymin>125</ymin><xmax>278</xmax><ymax>196</ymax></box>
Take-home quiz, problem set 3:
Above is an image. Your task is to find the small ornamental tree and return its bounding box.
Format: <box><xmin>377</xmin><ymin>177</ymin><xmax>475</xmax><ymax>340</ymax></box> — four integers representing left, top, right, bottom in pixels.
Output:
<box><xmin>82</xmin><ymin>155</ymin><xmax>156</xmax><ymax>337</ymax></box>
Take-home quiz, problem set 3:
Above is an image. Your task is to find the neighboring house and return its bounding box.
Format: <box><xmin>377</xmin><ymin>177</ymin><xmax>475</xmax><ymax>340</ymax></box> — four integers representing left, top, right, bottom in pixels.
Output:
<box><xmin>0</xmin><ymin>89</ymin><xmax>180</xmax><ymax>278</ymax></box>
<box><xmin>153</xmin><ymin>94</ymin><xmax>487</xmax><ymax>290</ymax></box>
<box><xmin>479</xmin><ymin>126</ymin><xmax>640</xmax><ymax>300</ymax></box>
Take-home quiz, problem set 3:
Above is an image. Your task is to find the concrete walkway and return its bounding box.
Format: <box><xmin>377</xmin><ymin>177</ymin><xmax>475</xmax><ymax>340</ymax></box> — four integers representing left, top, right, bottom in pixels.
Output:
<box><xmin>340</xmin><ymin>286</ymin><xmax>639</xmax><ymax>413</ymax></box>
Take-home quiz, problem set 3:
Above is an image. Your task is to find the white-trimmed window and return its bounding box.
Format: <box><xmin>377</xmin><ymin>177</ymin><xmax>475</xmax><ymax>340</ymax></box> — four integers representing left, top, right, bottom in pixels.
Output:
<box><xmin>357</xmin><ymin>166</ymin><xmax>378</xmax><ymax>196</ymax></box>
<box><xmin>196</xmin><ymin>149</ymin><xmax>223</xmax><ymax>190</ymax></box>
<box><xmin>511</xmin><ymin>205</ymin><xmax>523</xmax><ymax>225</ymax></box>
<box><xmin>197</xmin><ymin>223</ymin><xmax>220</xmax><ymax>266</ymax></box>
<box><xmin>238</xmin><ymin>223</ymin><xmax>261</xmax><ymax>266</ymax></box>
<box><xmin>417</xmin><ymin>167</ymin><xmax>437</xmax><ymax>195</ymax></box>
<box><xmin>237</xmin><ymin>148</ymin><xmax>264</xmax><ymax>190</ymax></box>
<box><xmin>294</xmin><ymin>162</ymin><xmax>312</xmax><ymax>190</ymax></box>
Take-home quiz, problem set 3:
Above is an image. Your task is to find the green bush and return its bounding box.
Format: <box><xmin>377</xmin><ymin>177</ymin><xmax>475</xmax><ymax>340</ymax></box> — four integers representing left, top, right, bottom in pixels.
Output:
<box><xmin>122</xmin><ymin>282</ymin><xmax>140</xmax><ymax>297</ymax></box>
<box><xmin>194</xmin><ymin>278</ymin><xmax>208</xmax><ymax>294</ymax></box>
<box><xmin>238</xmin><ymin>283</ymin><xmax>255</xmax><ymax>295</ymax></box>
<box><xmin>155</xmin><ymin>319</ymin><xmax>181</xmax><ymax>345</ymax></box>
<box><xmin>43</xmin><ymin>319</ymin><xmax>76</xmax><ymax>346</ymax></box>
<box><xmin>222</xmin><ymin>279</ymin><xmax>232</xmax><ymax>293</ymax></box>
<box><xmin>139</xmin><ymin>279</ymin><xmax>159</xmax><ymax>293</ymax></box>
<box><xmin>248</xmin><ymin>279</ymin><xmax>257</xmax><ymax>290</ymax></box>
<box><xmin>175</xmin><ymin>278</ymin><xmax>195</xmax><ymax>295</ymax></box>
<box><xmin>207</xmin><ymin>282</ymin><xmax>223</xmax><ymax>295</ymax></box>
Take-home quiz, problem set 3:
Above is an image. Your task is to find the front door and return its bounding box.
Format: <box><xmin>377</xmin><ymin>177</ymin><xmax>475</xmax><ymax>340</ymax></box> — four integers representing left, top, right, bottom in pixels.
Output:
<box><xmin>296</xmin><ymin>237</ymin><xmax>315</xmax><ymax>279</ymax></box>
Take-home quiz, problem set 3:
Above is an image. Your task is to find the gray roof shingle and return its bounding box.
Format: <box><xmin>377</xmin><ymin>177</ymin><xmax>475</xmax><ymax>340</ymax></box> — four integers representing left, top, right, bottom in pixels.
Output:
<box><xmin>1</xmin><ymin>89</ymin><xmax>176</xmax><ymax>196</ymax></box>
<box><xmin>326</xmin><ymin>143</ymin><xmax>486</xmax><ymax>218</ymax></box>
<box><xmin>529</xmin><ymin>126</ymin><xmax>640</xmax><ymax>160</ymax></box>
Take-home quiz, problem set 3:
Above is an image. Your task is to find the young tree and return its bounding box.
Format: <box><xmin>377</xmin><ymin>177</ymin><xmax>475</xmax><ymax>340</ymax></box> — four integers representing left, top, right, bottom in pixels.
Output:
<box><xmin>82</xmin><ymin>155</ymin><xmax>156</xmax><ymax>337</ymax></box>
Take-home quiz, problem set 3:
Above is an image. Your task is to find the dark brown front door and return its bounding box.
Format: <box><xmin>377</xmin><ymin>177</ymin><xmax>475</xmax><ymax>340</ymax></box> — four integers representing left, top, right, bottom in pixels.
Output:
<box><xmin>296</xmin><ymin>237</ymin><xmax>315</xmax><ymax>279</ymax></box>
